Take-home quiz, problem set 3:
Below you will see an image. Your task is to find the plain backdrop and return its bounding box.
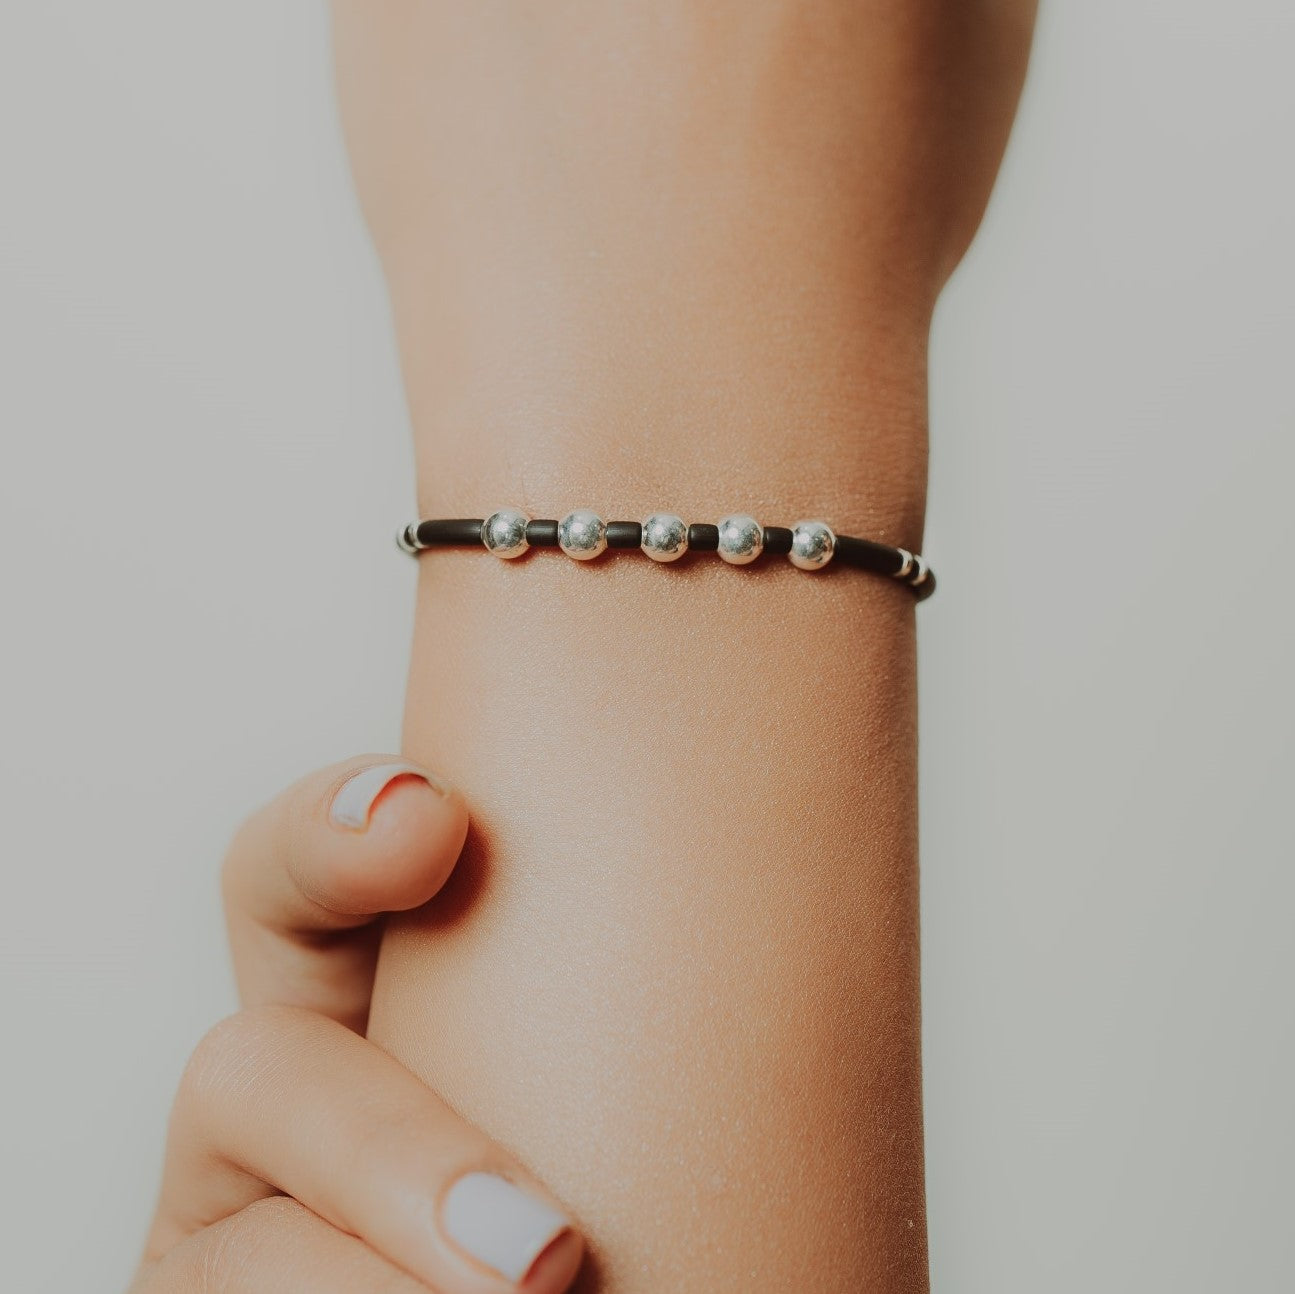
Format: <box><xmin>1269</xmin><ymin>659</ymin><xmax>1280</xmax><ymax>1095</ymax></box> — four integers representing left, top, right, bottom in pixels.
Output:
<box><xmin>2</xmin><ymin>4</ymin><xmax>1292</xmax><ymax>1291</ymax></box>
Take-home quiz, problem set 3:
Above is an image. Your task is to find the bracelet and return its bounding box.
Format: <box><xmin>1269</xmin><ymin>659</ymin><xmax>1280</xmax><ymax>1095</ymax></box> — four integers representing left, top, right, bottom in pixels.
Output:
<box><xmin>396</xmin><ymin>508</ymin><xmax>936</xmax><ymax>600</ymax></box>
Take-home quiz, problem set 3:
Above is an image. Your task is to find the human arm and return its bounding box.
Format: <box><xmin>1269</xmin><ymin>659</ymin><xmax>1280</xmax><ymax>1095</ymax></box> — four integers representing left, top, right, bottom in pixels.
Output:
<box><xmin>332</xmin><ymin>3</ymin><xmax>1038</xmax><ymax>1288</ymax></box>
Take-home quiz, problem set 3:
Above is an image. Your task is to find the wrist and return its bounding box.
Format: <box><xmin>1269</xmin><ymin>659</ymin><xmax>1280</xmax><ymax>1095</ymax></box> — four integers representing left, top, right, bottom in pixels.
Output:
<box><xmin>402</xmin><ymin>322</ymin><xmax>931</xmax><ymax>555</ymax></box>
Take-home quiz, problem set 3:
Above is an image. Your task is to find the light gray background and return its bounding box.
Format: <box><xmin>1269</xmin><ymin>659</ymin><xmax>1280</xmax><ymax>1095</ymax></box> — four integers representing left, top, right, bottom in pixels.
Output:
<box><xmin>2</xmin><ymin>4</ymin><xmax>1291</xmax><ymax>1291</ymax></box>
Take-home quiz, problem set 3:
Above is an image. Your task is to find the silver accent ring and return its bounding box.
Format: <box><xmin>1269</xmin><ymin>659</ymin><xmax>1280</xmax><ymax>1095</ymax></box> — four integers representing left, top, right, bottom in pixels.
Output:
<box><xmin>396</xmin><ymin>523</ymin><xmax>422</xmax><ymax>555</ymax></box>
<box><xmin>894</xmin><ymin>548</ymin><xmax>914</xmax><ymax>580</ymax></box>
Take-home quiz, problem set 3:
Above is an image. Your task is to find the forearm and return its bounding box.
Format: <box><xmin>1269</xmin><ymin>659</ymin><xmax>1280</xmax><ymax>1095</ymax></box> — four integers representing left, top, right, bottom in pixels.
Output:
<box><xmin>382</xmin><ymin>571</ymin><xmax>925</xmax><ymax>1292</ymax></box>
<box><xmin>335</xmin><ymin>3</ymin><xmax>1033</xmax><ymax>1288</ymax></box>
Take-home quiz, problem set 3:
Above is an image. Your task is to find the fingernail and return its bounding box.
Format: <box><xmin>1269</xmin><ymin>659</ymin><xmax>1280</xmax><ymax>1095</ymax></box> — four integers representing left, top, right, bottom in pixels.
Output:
<box><xmin>440</xmin><ymin>1171</ymin><xmax>573</xmax><ymax>1284</ymax></box>
<box><xmin>328</xmin><ymin>761</ymin><xmax>450</xmax><ymax>830</ymax></box>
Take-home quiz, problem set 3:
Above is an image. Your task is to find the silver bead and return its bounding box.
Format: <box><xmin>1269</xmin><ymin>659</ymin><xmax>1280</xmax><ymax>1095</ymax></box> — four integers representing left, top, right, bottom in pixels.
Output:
<box><xmin>481</xmin><ymin>507</ymin><xmax>530</xmax><ymax>559</ymax></box>
<box><xmin>640</xmin><ymin>512</ymin><xmax>689</xmax><ymax>562</ymax></box>
<box><xmin>716</xmin><ymin>513</ymin><xmax>763</xmax><ymax>564</ymax></box>
<box><xmin>788</xmin><ymin>519</ymin><xmax>836</xmax><ymax>570</ymax></box>
<box><xmin>557</xmin><ymin>508</ymin><xmax>607</xmax><ymax>560</ymax></box>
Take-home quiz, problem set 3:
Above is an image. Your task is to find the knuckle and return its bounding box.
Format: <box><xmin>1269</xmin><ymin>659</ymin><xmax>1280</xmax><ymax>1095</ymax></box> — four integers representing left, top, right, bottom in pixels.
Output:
<box><xmin>174</xmin><ymin>1006</ymin><xmax>311</xmax><ymax>1123</ymax></box>
<box><xmin>192</xmin><ymin>1221</ymin><xmax>242</xmax><ymax>1294</ymax></box>
<box><xmin>190</xmin><ymin>1197</ymin><xmax>299</xmax><ymax>1293</ymax></box>
<box><xmin>176</xmin><ymin>1012</ymin><xmax>247</xmax><ymax>1113</ymax></box>
<box><xmin>219</xmin><ymin>790</ymin><xmax>301</xmax><ymax>915</ymax></box>
<box><xmin>234</xmin><ymin>1192</ymin><xmax>310</xmax><ymax>1239</ymax></box>
<box><xmin>218</xmin><ymin>812</ymin><xmax>260</xmax><ymax>916</ymax></box>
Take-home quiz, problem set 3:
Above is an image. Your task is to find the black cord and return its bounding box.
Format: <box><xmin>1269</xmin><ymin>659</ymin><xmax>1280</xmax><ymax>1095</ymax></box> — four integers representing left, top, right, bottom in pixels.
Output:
<box><xmin>398</xmin><ymin>515</ymin><xmax>935</xmax><ymax>600</ymax></box>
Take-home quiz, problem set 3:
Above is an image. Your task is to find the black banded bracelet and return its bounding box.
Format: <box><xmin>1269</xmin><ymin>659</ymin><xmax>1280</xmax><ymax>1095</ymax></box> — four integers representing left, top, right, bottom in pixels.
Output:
<box><xmin>396</xmin><ymin>508</ymin><xmax>935</xmax><ymax>600</ymax></box>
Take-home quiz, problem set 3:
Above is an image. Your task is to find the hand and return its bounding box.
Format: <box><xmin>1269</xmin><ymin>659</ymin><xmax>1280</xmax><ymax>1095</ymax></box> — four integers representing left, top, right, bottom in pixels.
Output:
<box><xmin>131</xmin><ymin>755</ymin><xmax>585</xmax><ymax>1292</ymax></box>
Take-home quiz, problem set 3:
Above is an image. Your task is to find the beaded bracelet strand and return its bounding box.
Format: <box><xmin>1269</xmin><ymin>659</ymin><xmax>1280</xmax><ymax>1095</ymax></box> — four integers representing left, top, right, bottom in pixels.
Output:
<box><xmin>397</xmin><ymin>508</ymin><xmax>935</xmax><ymax>601</ymax></box>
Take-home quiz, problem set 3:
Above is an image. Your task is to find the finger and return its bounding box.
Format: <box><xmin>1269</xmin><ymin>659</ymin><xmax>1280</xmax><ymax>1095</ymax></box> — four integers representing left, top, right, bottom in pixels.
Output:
<box><xmin>147</xmin><ymin>1007</ymin><xmax>584</xmax><ymax>1294</ymax></box>
<box><xmin>222</xmin><ymin>752</ymin><xmax>470</xmax><ymax>1029</ymax></box>
<box><xmin>135</xmin><ymin>1195</ymin><xmax>433</xmax><ymax>1293</ymax></box>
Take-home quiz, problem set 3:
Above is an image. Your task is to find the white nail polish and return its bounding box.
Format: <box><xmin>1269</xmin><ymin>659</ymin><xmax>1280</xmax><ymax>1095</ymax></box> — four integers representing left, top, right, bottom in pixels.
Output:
<box><xmin>441</xmin><ymin>1171</ymin><xmax>571</xmax><ymax>1283</ymax></box>
<box><xmin>328</xmin><ymin>761</ymin><xmax>448</xmax><ymax>829</ymax></box>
